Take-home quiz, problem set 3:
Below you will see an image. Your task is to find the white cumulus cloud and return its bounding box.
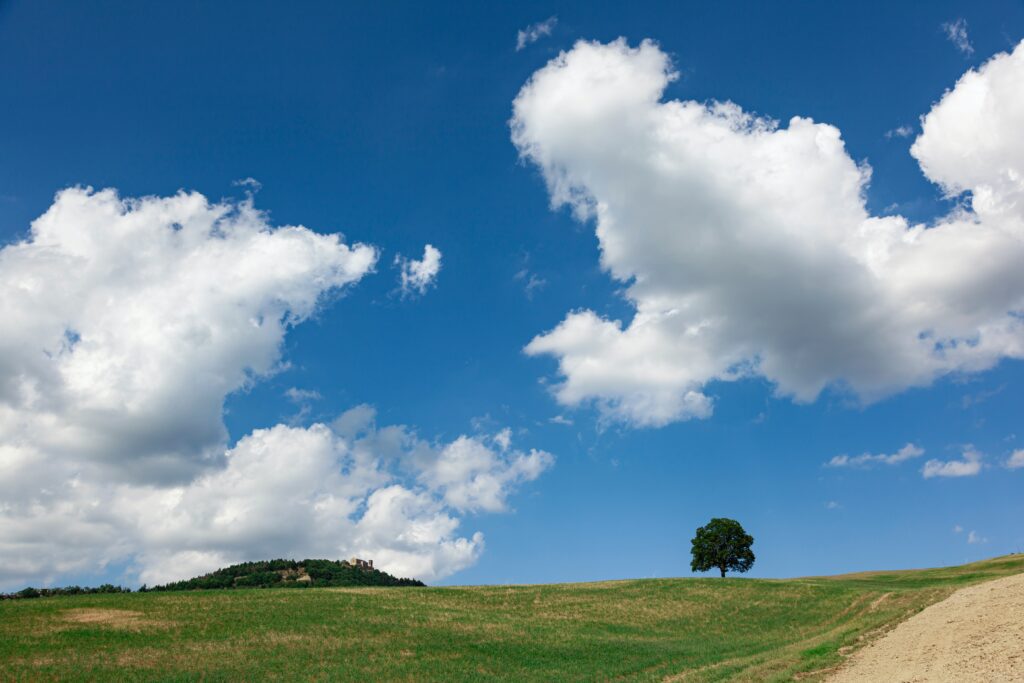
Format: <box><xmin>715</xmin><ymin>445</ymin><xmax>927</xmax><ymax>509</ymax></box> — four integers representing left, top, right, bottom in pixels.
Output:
<box><xmin>396</xmin><ymin>244</ymin><xmax>442</xmax><ymax>297</ymax></box>
<box><xmin>0</xmin><ymin>187</ymin><xmax>376</xmax><ymax>483</ymax></box>
<box><xmin>827</xmin><ymin>443</ymin><xmax>924</xmax><ymax>468</ymax></box>
<box><xmin>0</xmin><ymin>189</ymin><xmax>552</xmax><ymax>589</ymax></box>
<box><xmin>1</xmin><ymin>413</ymin><xmax>552</xmax><ymax>588</ymax></box>
<box><xmin>922</xmin><ymin>446</ymin><xmax>984</xmax><ymax>479</ymax></box>
<box><xmin>415</xmin><ymin>433</ymin><xmax>553</xmax><ymax>513</ymax></box>
<box><xmin>127</xmin><ymin>413</ymin><xmax>550</xmax><ymax>586</ymax></box>
<box><xmin>512</xmin><ymin>38</ymin><xmax>1024</xmax><ymax>427</ymax></box>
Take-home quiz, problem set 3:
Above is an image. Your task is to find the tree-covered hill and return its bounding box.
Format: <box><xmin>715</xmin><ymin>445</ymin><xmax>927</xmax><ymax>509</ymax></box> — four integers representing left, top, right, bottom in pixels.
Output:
<box><xmin>146</xmin><ymin>558</ymin><xmax>425</xmax><ymax>591</ymax></box>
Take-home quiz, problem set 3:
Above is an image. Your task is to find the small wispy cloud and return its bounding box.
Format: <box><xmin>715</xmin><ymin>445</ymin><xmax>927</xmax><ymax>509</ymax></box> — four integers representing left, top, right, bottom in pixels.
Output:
<box><xmin>961</xmin><ymin>384</ymin><xmax>1005</xmax><ymax>409</ymax></box>
<box><xmin>395</xmin><ymin>244</ymin><xmax>442</xmax><ymax>297</ymax></box>
<box><xmin>885</xmin><ymin>125</ymin><xmax>914</xmax><ymax>140</ymax></box>
<box><xmin>514</xmin><ymin>268</ymin><xmax>547</xmax><ymax>299</ymax></box>
<box><xmin>967</xmin><ymin>530</ymin><xmax>987</xmax><ymax>544</ymax></box>
<box><xmin>549</xmin><ymin>415</ymin><xmax>573</xmax><ymax>426</ymax></box>
<box><xmin>285</xmin><ymin>387</ymin><xmax>322</xmax><ymax>403</ymax></box>
<box><xmin>922</xmin><ymin>445</ymin><xmax>983</xmax><ymax>479</ymax></box>
<box><xmin>825</xmin><ymin>501</ymin><xmax>841</xmax><ymax>510</ymax></box>
<box><xmin>942</xmin><ymin>18</ymin><xmax>974</xmax><ymax>56</ymax></box>
<box><xmin>826</xmin><ymin>443</ymin><xmax>924</xmax><ymax>469</ymax></box>
<box><xmin>953</xmin><ymin>524</ymin><xmax>963</xmax><ymax>534</ymax></box>
<box><xmin>493</xmin><ymin>427</ymin><xmax>512</xmax><ymax>452</ymax></box>
<box><xmin>284</xmin><ymin>387</ymin><xmax>322</xmax><ymax>425</ymax></box>
<box><xmin>1006</xmin><ymin>449</ymin><xmax>1024</xmax><ymax>470</ymax></box>
<box><xmin>516</xmin><ymin>16</ymin><xmax>557</xmax><ymax>51</ymax></box>
<box><xmin>232</xmin><ymin>176</ymin><xmax>263</xmax><ymax>193</ymax></box>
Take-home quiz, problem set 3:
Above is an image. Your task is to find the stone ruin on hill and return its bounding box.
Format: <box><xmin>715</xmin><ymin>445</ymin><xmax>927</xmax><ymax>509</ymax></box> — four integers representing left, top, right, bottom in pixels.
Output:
<box><xmin>348</xmin><ymin>557</ymin><xmax>374</xmax><ymax>570</ymax></box>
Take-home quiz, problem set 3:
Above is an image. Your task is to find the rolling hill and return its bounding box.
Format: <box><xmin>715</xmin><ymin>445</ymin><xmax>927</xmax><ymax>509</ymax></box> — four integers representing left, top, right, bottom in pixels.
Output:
<box><xmin>2</xmin><ymin>554</ymin><xmax>1022</xmax><ymax>681</ymax></box>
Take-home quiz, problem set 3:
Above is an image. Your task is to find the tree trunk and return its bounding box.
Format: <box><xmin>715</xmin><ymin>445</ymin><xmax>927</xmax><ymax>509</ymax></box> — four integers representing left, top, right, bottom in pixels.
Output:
<box><xmin>720</xmin><ymin>566</ymin><xmax>726</xmax><ymax>578</ymax></box>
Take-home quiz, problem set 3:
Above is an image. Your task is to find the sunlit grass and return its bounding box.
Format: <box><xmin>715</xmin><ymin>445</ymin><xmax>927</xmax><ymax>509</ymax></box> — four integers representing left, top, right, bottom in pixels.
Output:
<box><xmin>2</xmin><ymin>554</ymin><xmax>1022</xmax><ymax>682</ymax></box>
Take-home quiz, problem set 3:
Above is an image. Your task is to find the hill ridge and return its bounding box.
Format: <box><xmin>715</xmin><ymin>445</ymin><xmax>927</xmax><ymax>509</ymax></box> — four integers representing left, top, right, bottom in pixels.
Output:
<box><xmin>146</xmin><ymin>558</ymin><xmax>425</xmax><ymax>591</ymax></box>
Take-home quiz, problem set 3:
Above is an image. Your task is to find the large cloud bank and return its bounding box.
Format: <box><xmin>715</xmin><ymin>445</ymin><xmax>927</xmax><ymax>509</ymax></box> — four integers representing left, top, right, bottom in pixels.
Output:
<box><xmin>513</xmin><ymin>38</ymin><xmax>1024</xmax><ymax>427</ymax></box>
<box><xmin>0</xmin><ymin>188</ymin><xmax>551</xmax><ymax>588</ymax></box>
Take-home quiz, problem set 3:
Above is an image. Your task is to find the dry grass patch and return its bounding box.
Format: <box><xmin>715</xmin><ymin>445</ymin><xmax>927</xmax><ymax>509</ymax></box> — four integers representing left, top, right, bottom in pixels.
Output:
<box><xmin>56</xmin><ymin>608</ymin><xmax>175</xmax><ymax>631</ymax></box>
<box><xmin>114</xmin><ymin>646</ymin><xmax>166</xmax><ymax>669</ymax></box>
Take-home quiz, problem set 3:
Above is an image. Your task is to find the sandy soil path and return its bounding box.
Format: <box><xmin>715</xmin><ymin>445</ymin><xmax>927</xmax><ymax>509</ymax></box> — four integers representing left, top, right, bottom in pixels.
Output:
<box><xmin>828</xmin><ymin>571</ymin><xmax>1024</xmax><ymax>682</ymax></box>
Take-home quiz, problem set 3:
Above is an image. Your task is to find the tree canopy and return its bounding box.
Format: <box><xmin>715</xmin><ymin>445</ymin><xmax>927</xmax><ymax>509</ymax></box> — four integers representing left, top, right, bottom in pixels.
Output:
<box><xmin>690</xmin><ymin>518</ymin><xmax>755</xmax><ymax>578</ymax></box>
<box><xmin>148</xmin><ymin>559</ymin><xmax>424</xmax><ymax>591</ymax></box>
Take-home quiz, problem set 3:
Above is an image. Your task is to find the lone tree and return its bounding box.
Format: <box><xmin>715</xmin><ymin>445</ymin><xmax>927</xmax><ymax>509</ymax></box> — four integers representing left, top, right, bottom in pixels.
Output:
<box><xmin>690</xmin><ymin>518</ymin><xmax>755</xmax><ymax>578</ymax></box>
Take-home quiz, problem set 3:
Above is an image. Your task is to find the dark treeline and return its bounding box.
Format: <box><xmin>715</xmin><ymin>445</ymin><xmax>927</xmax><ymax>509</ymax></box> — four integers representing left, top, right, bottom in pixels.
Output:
<box><xmin>1</xmin><ymin>559</ymin><xmax>424</xmax><ymax>599</ymax></box>
<box><xmin>1</xmin><ymin>584</ymin><xmax>131</xmax><ymax>600</ymax></box>
<box><xmin>148</xmin><ymin>559</ymin><xmax>425</xmax><ymax>591</ymax></box>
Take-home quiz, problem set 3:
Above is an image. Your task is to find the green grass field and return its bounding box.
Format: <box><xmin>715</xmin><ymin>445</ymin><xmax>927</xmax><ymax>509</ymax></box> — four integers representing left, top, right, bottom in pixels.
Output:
<box><xmin>2</xmin><ymin>554</ymin><xmax>1022</xmax><ymax>682</ymax></box>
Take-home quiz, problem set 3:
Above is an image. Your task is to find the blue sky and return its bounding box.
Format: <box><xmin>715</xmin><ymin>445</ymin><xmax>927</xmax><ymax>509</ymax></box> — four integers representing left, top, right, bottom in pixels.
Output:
<box><xmin>1</xmin><ymin>1</ymin><xmax>1023</xmax><ymax>589</ymax></box>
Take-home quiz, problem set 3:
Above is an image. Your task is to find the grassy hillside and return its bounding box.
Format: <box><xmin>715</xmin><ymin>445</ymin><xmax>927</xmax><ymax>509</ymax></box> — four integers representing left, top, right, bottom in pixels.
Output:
<box><xmin>2</xmin><ymin>554</ymin><xmax>1022</xmax><ymax>682</ymax></box>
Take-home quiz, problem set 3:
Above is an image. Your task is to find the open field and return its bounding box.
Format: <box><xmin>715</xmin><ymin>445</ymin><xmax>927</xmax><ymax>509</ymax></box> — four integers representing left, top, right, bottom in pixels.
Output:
<box><xmin>2</xmin><ymin>555</ymin><xmax>1023</xmax><ymax>682</ymax></box>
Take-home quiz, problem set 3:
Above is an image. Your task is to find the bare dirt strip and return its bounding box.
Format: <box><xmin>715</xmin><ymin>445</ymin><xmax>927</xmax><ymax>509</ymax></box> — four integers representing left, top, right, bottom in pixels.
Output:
<box><xmin>828</xmin><ymin>571</ymin><xmax>1024</xmax><ymax>682</ymax></box>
